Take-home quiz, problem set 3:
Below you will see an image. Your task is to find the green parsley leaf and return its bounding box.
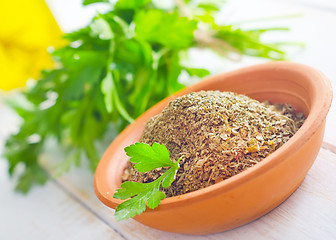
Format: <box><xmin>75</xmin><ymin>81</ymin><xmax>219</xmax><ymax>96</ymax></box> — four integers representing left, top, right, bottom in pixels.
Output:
<box><xmin>90</xmin><ymin>17</ymin><xmax>114</xmax><ymax>40</ymax></box>
<box><xmin>113</xmin><ymin>143</ymin><xmax>180</xmax><ymax>221</ymax></box>
<box><xmin>134</xmin><ymin>10</ymin><xmax>197</xmax><ymax>49</ymax></box>
<box><xmin>125</xmin><ymin>142</ymin><xmax>174</xmax><ymax>172</ymax></box>
<box><xmin>185</xmin><ymin>67</ymin><xmax>210</xmax><ymax>78</ymax></box>
<box><xmin>115</xmin><ymin>0</ymin><xmax>150</xmax><ymax>9</ymax></box>
<box><xmin>82</xmin><ymin>0</ymin><xmax>109</xmax><ymax>6</ymax></box>
<box><xmin>101</xmin><ymin>71</ymin><xmax>115</xmax><ymax>113</ymax></box>
<box><xmin>161</xmin><ymin>159</ymin><xmax>180</xmax><ymax>188</ymax></box>
<box><xmin>15</xmin><ymin>164</ymin><xmax>49</xmax><ymax>193</ymax></box>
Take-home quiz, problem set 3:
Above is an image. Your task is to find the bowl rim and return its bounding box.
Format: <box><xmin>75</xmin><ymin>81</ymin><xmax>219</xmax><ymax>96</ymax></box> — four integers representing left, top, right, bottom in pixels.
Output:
<box><xmin>94</xmin><ymin>61</ymin><xmax>333</xmax><ymax>210</ymax></box>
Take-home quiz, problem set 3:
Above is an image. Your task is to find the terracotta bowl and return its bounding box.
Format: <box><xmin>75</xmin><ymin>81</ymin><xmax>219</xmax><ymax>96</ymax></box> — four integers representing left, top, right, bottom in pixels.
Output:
<box><xmin>94</xmin><ymin>62</ymin><xmax>332</xmax><ymax>235</ymax></box>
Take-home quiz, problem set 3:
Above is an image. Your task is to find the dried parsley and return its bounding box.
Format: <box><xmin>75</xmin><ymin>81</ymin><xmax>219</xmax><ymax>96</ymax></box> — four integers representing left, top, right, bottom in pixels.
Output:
<box><xmin>122</xmin><ymin>91</ymin><xmax>306</xmax><ymax>197</ymax></box>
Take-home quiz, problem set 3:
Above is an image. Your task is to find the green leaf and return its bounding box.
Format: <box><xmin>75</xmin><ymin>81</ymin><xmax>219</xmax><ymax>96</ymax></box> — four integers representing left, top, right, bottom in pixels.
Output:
<box><xmin>162</xmin><ymin>158</ymin><xmax>181</xmax><ymax>188</ymax></box>
<box><xmin>214</xmin><ymin>25</ymin><xmax>288</xmax><ymax>60</ymax></box>
<box><xmin>83</xmin><ymin>0</ymin><xmax>109</xmax><ymax>5</ymax></box>
<box><xmin>114</xmin><ymin>179</ymin><xmax>166</xmax><ymax>220</ymax></box>
<box><xmin>113</xmin><ymin>143</ymin><xmax>179</xmax><ymax>220</ymax></box>
<box><xmin>15</xmin><ymin>165</ymin><xmax>49</xmax><ymax>193</ymax></box>
<box><xmin>198</xmin><ymin>3</ymin><xmax>220</xmax><ymax>12</ymax></box>
<box><xmin>101</xmin><ymin>72</ymin><xmax>114</xmax><ymax>113</ymax></box>
<box><xmin>113</xmin><ymin>181</ymin><xmax>148</xmax><ymax>199</ymax></box>
<box><xmin>114</xmin><ymin>193</ymin><xmax>148</xmax><ymax>221</ymax></box>
<box><xmin>165</xmin><ymin>51</ymin><xmax>185</xmax><ymax>94</ymax></box>
<box><xmin>112</xmin><ymin>83</ymin><xmax>134</xmax><ymax>123</ymax></box>
<box><xmin>64</xmin><ymin>65</ymin><xmax>104</xmax><ymax>100</ymax></box>
<box><xmin>147</xmin><ymin>190</ymin><xmax>166</xmax><ymax>209</ymax></box>
<box><xmin>134</xmin><ymin>10</ymin><xmax>197</xmax><ymax>49</ymax></box>
<box><xmin>115</xmin><ymin>39</ymin><xmax>153</xmax><ymax>66</ymax></box>
<box><xmin>90</xmin><ymin>17</ymin><xmax>114</xmax><ymax>40</ymax></box>
<box><xmin>185</xmin><ymin>68</ymin><xmax>210</xmax><ymax>78</ymax></box>
<box><xmin>125</xmin><ymin>142</ymin><xmax>174</xmax><ymax>172</ymax></box>
<box><xmin>195</xmin><ymin>14</ymin><xmax>215</xmax><ymax>24</ymax></box>
<box><xmin>115</xmin><ymin>0</ymin><xmax>150</xmax><ymax>9</ymax></box>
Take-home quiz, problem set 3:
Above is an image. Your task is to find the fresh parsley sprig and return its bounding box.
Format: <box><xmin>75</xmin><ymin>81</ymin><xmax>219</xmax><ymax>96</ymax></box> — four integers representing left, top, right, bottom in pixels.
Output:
<box><xmin>113</xmin><ymin>143</ymin><xmax>181</xmax><ymax>221</ymax></box>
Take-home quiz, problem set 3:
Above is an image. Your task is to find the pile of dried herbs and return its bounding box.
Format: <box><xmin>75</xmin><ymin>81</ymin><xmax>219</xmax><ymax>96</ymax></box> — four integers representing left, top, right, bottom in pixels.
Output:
<box><xmin>123</xmin><ymin>91</ymin><xmax>305</xmax><ymax>197</ymax></box>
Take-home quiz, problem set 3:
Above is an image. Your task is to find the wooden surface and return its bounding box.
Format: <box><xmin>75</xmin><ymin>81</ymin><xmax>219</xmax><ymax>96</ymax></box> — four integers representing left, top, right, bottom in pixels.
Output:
<box><xmin>1</xmin><ymin>0</ymin><xmax>336</xmax><ymax>239</ymax></box>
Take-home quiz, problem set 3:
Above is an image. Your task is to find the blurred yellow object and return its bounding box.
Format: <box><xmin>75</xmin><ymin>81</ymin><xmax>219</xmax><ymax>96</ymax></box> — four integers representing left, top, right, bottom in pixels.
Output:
<box><xmin>0</xmin><ymin>0</ymin><xmax>63</xmax><ymax>91</ymax></box>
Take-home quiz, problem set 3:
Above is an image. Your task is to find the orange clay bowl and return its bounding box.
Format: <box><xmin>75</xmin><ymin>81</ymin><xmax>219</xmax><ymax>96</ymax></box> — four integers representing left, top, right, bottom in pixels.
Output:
<box><xmin>94</xmin><ymin>62</ymin><xmax>332</xmax><ymax>235</ymax></box>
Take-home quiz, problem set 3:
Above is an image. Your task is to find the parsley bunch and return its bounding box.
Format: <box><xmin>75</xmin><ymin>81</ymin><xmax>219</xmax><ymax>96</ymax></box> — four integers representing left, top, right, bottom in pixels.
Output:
<box><xmin>4</xmin><ymin>0</ymin><xmax>291</xmax><ymax>193</ymax></box>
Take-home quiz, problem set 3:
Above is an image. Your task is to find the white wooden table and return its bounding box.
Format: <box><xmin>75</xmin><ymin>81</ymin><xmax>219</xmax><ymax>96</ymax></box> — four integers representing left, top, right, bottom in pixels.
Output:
<box><xmin>1</xmin><ymin>0</ymin><xmax>336</xmax><ymax>239</ymax></box>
